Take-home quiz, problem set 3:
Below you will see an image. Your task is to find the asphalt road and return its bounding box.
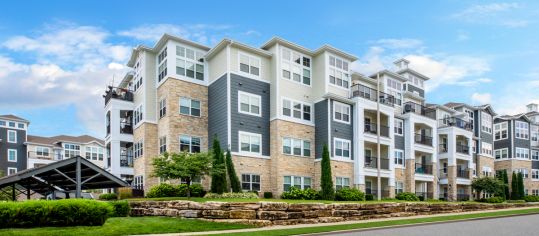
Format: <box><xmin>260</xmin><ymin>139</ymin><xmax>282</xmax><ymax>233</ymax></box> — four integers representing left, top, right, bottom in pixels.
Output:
<box><xmin>324</xmin><ymin>214</ymin><xmax>539</xmax><ymax>236</ymax></box>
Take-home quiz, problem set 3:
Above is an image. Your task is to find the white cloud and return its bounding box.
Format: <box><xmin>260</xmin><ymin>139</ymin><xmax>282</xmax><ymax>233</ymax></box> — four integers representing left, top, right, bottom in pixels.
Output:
<box><xmin>471</xmin><ymin>92</ymin><xmax>492</xmax><ymax>104</ymax></box>
<box><xmin>0</xmin><ymin>56</ymin><xmax>27</xmax><ymax>78</ymax></box>
<box><xmin>373</xmin><ymin>38</ymin><xmax>423</xmax><ymax>49</ymax></box>
<box><xmin>108</xmin><ymin>62</ymin><xmax>125</xmax><ymax>70</ymax></box>
<box><xmin>451</xmin><ymin>2</ymin><xmax>531</xmax><ymax>28</ymax></box>
<box><xmin>117</xmin><ymin>23</ymin><xmax>233</xmax><ymax>45</ymax></box>
<box><xmin>456</xmin><ymin>31</ymin><xmax>470</xmax><ymax>41</ymax></box>
<box><xmin>453</xmin><ymin>3</ymin><xmax>520</xmax><ymax>19</ymax></box>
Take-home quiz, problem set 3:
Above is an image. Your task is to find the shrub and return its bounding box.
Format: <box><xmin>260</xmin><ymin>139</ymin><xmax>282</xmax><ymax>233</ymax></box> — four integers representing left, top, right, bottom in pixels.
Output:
<box><xmin>109</xmin><ymin>201</ymin><xmax>130</xmax><ymax>217</ymax></box>
<box><xmin>476</xmin><ymin>198</ymin><xmax>487</xmax><ymax>203</ymax></box>
<box><xmin>365</xmin><ymin>194</ymin><xmax>374</xmax><ymax>201</ymax></box>
<box><xmin>117</xmin><ymin>188</ymin><xmax>133</xmax><ymax>199</ymax></box>
<box><xmin>189</xmin><ymin>184</ymin><xmax>206</xmax><ymax>197</ymax></box>
<box><xmin>506</xmin><ymin>199</ymin><xmax>526</xmax><ymax>203</ymax></box>
<box><xmin>280</xmin><ymin>187</ymin><xmax>319</xmax><ymax>200</ymax></box>
<box><xmin>203</xmin><ymin>192</ymin><xmax>259</xmax><ymax>199</ymax></box>
<box><xmin>146</xmin><ymin>183</ymin><xmax>179</xmax><ymax>198</ymax></box>
<box><xmin>524</xmin><ymin>195</ymin><xmax>539</xmax><ymax>202</ymax></box>
<box><xmin>0</xmin><ymin>199</ymin><xmax>112</xmax><ymax>228</ymax></box>
<box><xmin>320</xmin><ymin>144</ymin><xmax>335</xmax><ymax>200</ymax></box>
<box><xmin>426</xmin><ymin>199</ymin><xmax>446</xmax><ymax>203</ymax></box>
<box><xmin>335</xmin><ymin>188</ymin><xmax>365</xmax><ymax>201</ymax></box>
<box><xmin>264</xmin><ymin>192</ymin><xmax>273</xmax><ymax>199</ymax></box>
<box><xmin>396</xmin><ymin>192</ymin><xmax>420</xmax><ymax>201</ymax></box>
<box><xmin>486</xmin><ymin>196</ymin><xmax>505</xmax><ymax>203</ymax></box>
<box><xmin>418</xmin><ymin>195</ymin><xmax>425</xmax><ymax>201</ymax></box>
<box><xmin>99</xmin><ymin>193</ymin><xmax>118</xmax><ymax>201</ymax></box>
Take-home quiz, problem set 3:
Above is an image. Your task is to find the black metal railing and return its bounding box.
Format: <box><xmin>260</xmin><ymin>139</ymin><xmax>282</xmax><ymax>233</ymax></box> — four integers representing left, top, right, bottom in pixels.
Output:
<box><xmin>366</xmin><ymin>189</ymin><xmax>391</xmax><ymax>198</ymax></box>
<box><xmin>27</xmin><ymin>151</ymin><xmax>64</xmax><ymax>161</ymax></box>
<box><xmin>439</xmin><ymin>193</ymin><xmax>448</xmax><ymax>200</ymax></box>
<box><xmin>350</xmin><ymin>84</ymin><xmax>396</xmax><ymax>106</ymax></box>
<box><xmin>403</xmin><ymin>102</ymin><xmax>436</xmax><ymax>119</ymax></box>
<box><xmin>415</xmin><ymin>133</ymin><xmax>433</xmax><ymax>146</ymax></box>
<box><xmin>457</xmin><ymin>194</ymin><xmax>470</xmax><ymax>201</ymax></box>
<box><xmin>439</xmin><ymin>143</ymin><xmax>448</xmax><ymax>153</ymax></box>
<box><xmin>364</xmin><ymin>157</ymin><xmax>390</xmax><ymax>170</ymax></box>
<box><xmin>120</xmin><ymin>121</ymin><xmax>133</xmax><ymax>134</ymax></box>
<box><xmin>415</xmin><ymin>163</ymin><xmax>433</xmax><ymax>175</ymax></box>
<box><xmin>364</xmin><ymin>123</ymin><xmax>390</xmax><ymax>137</ymax></box>
<box><xmin>457</xmin><ymin>169</ymin><xmax>469</xmax><ymax>178</ymax></box>
<box><xmin>415</xmin><ymin>191</ymin><xmax>434</xmax><ymax>200</ymax></box>
<box><xmin>439</xmin><ymin>117</ymin><xmax>472</xmax><ymax>131</ymax></box>
<box><xmin>456</xmin><ymin>143</ymin><xmax>470</xmax><ymax>155</ymax></box>
<box><xmin>104</xmin><ymin>86</ymin><xmax>134</xmax><ymax>105</ymax></box>
<box><xmin>120</xmin><ymin>154</ymin><xmax>134</xmax><ymax>167</ymax></box>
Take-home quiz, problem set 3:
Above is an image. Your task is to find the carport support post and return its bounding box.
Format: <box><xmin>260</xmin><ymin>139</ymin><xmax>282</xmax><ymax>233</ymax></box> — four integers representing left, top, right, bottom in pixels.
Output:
<box><xmin>26</xmin><ymin>185</ymin><xmax>30</xmax><ymax>200</ymax></box>
<box><xmin>76</xmin><ymin>156</ymin><xmax>81</xmax><ymax>198</ymax></box>
<box><xmin>11</xmin><ymin>183</ymin><xmax>15</xmax><ymax>201</ymax></box>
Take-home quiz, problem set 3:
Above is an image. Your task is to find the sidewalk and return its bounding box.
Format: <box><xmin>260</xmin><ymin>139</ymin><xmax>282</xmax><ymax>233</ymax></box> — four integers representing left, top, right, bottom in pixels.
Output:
<box><xmin>138</xmin><ymin>206</ymin><xmax>539</xmax><ymax>236</ymax></box>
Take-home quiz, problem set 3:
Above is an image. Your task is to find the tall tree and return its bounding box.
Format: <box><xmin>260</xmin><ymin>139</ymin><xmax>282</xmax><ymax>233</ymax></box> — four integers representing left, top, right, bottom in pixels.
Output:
<box><xmin>503</xmin><ymin>170</ymin><xmax>510</xmax><ymax>199</ymax></box>
<box><xmin>511</xmin><ymin>172</ymin><xmax>519</xmax><ymax>200</ymax></box>
<box><xmin>210</xmin><ymin>136</ymin><xmax>227</xmax><ymax>193</ymax></box>
<box><xmin>152</xmin><ymin>152</ymin><xmax>212</xmax><ymax>198</ymax></box>
<box><xmin>472</xmin><ymin>177</ymin><xmax>505</xmax><ymax>199</ymax></box>
<box><xmin>495</xmin><ymin>171</ymin><xmax>506</xmax><ymax>199</ymax></box>
<box><xmin>517</xmin><ymin>172</ymin><xmax>525</xmax><ymax>199</ymax></box>
<box><xmin>320</xmin><ymin>144</ymin><xmax>335</xmax><ymax>200</ymax></box>
<box><xmin>225</xmin><ymin>149</ymin><xmax>241</xmax><ymax>192</ymax></box>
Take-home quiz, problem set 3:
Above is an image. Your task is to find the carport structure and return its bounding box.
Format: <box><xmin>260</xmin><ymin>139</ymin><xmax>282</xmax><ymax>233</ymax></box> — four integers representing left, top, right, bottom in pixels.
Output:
<box><xmin>0</xmin><ymin>156</ymin><xmax>128</xmax><ymax>200</ymax></box>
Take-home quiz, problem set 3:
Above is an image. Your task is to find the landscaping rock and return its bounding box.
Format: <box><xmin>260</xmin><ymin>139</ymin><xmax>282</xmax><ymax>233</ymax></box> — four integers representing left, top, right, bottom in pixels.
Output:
<box><xmin>229</xmin><ymin>210</ymin><xmax>256</xmax><ymax>219</ymax></box>
<box><xmin>288</xmin><ymin>203</ymin><xmax>325</xmax><ymax>211</ymax></box>
<box><xmin>178</xmin><ymin>210</ymin><xmax>202</xmax><ymax>218</ymax></box>
<box><xmin>259</xmin><ymin>202</ymin><xmax>289</xmax><ymax>211</ymax></box>
<box><xmin>258</xmin><ymin>211</ymin><xmax>288</xmax><ymax>220</ymax></box>
<box><xmin>202</xmin><ymin>210</ymin><xmax>230</xmax><ymax>219</ymax></box>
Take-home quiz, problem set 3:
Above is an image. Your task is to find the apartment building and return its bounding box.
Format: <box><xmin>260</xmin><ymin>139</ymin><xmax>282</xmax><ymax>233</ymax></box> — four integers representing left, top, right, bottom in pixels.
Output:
<box><xmin>0</xmin><ymin>115</ymin><xmax>29</xmax><ymax>176</ymax></box>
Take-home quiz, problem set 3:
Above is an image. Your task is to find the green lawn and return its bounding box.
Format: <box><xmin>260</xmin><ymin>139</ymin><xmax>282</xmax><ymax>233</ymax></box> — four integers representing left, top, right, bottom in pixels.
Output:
<box><xmin>0</xmin><ymin>217</ymin><xmax>254</xmax><ymax>236</ymax></box>
<box><xmin>220</xmin><ymin>207</ymin><xmax>539</xmax><ymax>236</ymax></box>
<box><xmin>127</xmin><ymin>197</ymin><xmax>475</xmax><ymax>204</ymax></box>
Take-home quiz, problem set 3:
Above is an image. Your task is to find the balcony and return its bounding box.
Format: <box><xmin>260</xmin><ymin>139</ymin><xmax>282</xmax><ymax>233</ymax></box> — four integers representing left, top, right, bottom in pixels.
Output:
<box><xmin>414</xmin><ymin>133</ymin><xmax>433</xmax><ymax>146</ymax></box>
<box><xmin>439</xmin><ymin>170</ymin><xmax>448</xmax><ymax>178</ymax></box>
<box><xmin>104</xmin><ymin>86</ymin><xmax>134</xmax><ymax>105</ymax></box>
<box><xmin>439</xmin><ymin>117</ymin><xmax>472</xmax><ymax>131</ymax></box>
<box><xmin>350</xmin><ymin>84</ymin><xmax>396</xmax><ymax>107</ymax></box>
<box><xmin>415</xmin><ymin>191</ymin><xmax>434</xmax><ymax>199</ymax></box>
<box><xmin>120</xmin><ymin>154</ymin><xmax>134</xmax><ymax>167</ymax></box>
<box><xmin>364</xmin><ymin>123</ymin><xmax>390</xmax><ymax>137</ymax></box>
<box><xmin>364</xmin><ymin>156</ymin><xmax>390</xmax><ymax>170</ymax></box>
<box><xmin>457</xmin><ymin>193</ymin><xmax>470</xmax><ymax>201</ymax></box>
<box><xmin>27</xmin><ymin>151</ymin><xmax>63</xmax><ymax>161</ymax></box>
<box><xmin>457</xmin><ymin>169</ymin><xmax>469</xmax><ymax>178</ymax></box>
<box><xmin>456</xmin><ymin>144</ymin><xmax>470</xmax><ymax>155</ymax></box>
<box><xmin>439</xmin><ymin>143</ymin><xmax>448</xmax><ymax>153</ymax></box>
<box><xmin>403</xmin><ymin>102</ymin><xmax>436</xmax><ymax>120</ymax></box>
<box><xmin>415</xmin><ymin>163</ymin><xmax>433</xmax><ymax>175</ymax></box>
<box><xmin>366</xmin><ymin>189</ymin><xmax>390</xmax><ymax>198</ymax></box>
<box><xmin>120</xmin><ymin>121</ymin><xmax>133</xmax><ymax>134</ymax></box>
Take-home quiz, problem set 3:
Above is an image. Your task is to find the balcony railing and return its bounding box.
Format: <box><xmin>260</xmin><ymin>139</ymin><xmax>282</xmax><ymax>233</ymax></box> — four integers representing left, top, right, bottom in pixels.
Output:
<box><xmin>27</xmin><ymin>151</ymin><xmax>63</xmax><ymax>161</ymax></box>
<box><xmin>415</xmin><ymin>163</ymin><xmax>433</xmax><ymax>175</ymax></box>
<box><xmin>120</xmin><ymin>154</ymin><xmax>134</xmax><ymax>167</ymax></box>
<box><xmin>364</xmin><ymin>157</ymin><xmax>390</xmax><ymax>170</ymax></box>
<box><xmin>439</xmin><ymin>117</ymin><xmax>472</xmax><ymax>131</ymax></box>
<box><xmin>439</xmin><ymin>170</ymin><xmax>448</xmax><ymax>178</ymax></box>
<box><xmin>366</xmin><ymin>189</ymin><xmax>391</xmax><ymax>198</ymax></box>
<box><xmin>456</xmin><ymin>143</ymin><xmax>470</xmax><ymax>155</ymax></box>
<box><xmin>415</xmin><ymin>133</ymin><xmax>433</xmax><ymax>146</ymax></box>
<box><xmin>350</xmin><ymin>84</ymin><xmax>396</xmax><ymax>107</ymax></box>
<box><xmin>364</xmin><ymin>123</ymin><xmax>390</xmax><ymax>137</ymax></box>
<box><xmin>403</xmin><ymin>102</ymin><xmax>436</xmax><ymax>119</ymax></box>
<box><xmin>439</xmin><ymin>143</ymin><xmax>448</xmax><ymax>153</ymax></box>
<box><xmin>120</xmin><ymin>121</ymin><xmax>133</xmax><ymax>134</ymax></box>
<box><xmin>104</xmin><ymin>86</ymin><xmax>134</xmax><ymax>105</ymax></box>
<box><xmin>439</xmin><ymin>192</ymin><xmax>448</xmax><ymax>201</ymax></box>
<box><xmin>457</xmin><ymin>193</ymin><xmax>470</xmax><ymax>201</ymax></box>
<box><xmin>457</xmin><ymin>169</ymin><xmax>469</xmax><ymax>179</ymax></box>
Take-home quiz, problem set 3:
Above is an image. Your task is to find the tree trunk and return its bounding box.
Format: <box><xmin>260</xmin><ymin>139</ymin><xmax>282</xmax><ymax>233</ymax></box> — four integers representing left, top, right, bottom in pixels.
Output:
<box><xmin>187</xmin><ymin>178</ymin><xmax>192</xmax><ymax>199</ymax></box>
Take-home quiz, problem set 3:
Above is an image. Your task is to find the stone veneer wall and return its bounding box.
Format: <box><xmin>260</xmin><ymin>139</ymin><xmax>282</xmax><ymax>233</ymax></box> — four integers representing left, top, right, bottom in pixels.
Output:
<box><xmin>130</xmin><ymin>200</ymin><xmax>535</xmax><ymax>226</ymax></box>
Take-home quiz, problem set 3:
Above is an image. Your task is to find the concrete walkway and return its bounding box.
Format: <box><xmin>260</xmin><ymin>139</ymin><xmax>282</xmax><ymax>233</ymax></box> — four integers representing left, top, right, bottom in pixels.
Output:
<box><xmin>137</xmin><ymin>206</ymin><xmax>539</xmax><ymax>236</ymax></box>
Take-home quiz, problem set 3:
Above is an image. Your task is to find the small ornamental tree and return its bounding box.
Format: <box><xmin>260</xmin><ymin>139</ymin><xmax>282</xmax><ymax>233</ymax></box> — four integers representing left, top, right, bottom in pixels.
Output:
<box><xmin>152</xmin><ymin>152</ymin><xmax>212</xmax><ymax>198</ymax></box>
<box><xmin>225</xmin><ymin>149</ymin><xmax>241</xmax><ymax>192</ymax></box>
<box><xmin>511</xmin><ymin>172</ymin><xmax>519</xmax><ymax>200</ymax></box>
<box><xmin>210</xmin><ymin>136</ymin><xmax>227</xmax><ymax>194</ymax></box>
<box><xmin>471</xmin><ymin>177</ymin><xmax>505</xmax><ymax>199</ymax></box>
<box><xmin>495</xmin><ymin>171</ymin><xmax>506</xmax><ymax>199</ymax></box>
<box><xmin>518</xmin><ymin>172</ymin><xmax>525</xmax><ymax>199</ymax></box>
<box><xmin>503</xmin><ymin>170</ymin><xmax>510</xmax><ymax>199</ymax></box>
<box><xmin>320</xmin><ymin>144</ymin><xmax>335</xmax><ymax>200</ymax></box>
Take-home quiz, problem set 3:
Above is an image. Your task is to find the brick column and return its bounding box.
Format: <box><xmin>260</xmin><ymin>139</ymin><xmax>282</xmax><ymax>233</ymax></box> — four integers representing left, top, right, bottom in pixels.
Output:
<box><xmin>405</xmin><ymin>159</ymin><xmax>415</xmax><ymax>192</ymax></box>
<box><xmin>447</xmin><ymin>165</ymin><xmax>457</xmax><ymax>201</ymax></box>
<box><xmin>389</xmin><ymin>186</ymin><xmax>396</xmax><ymax>198</ymax></box>
<box><xmin>432</xmin><ymin>164</ymin><xmax>439</xmax><ymax>199</ymax></box>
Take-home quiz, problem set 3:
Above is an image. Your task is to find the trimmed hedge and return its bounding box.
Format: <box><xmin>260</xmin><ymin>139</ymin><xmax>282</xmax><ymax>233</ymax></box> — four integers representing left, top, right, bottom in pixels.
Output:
<box><xmin>486</xmin><ymin>196</ymin><xmax>505</xmax><ymax>203</ymax></box>
<box><xmin>335</xmin><ymin>188</ymin><xmax>365</xmax><ymax>201</ymax></box>
<box><xmin>146</xmin><ymin>183</ymin><xmax>206</xmax><ymax>198</ymax></box>
<box><xmin>0</xmin><ymin>199</ymin><xmax>112</xmax><ymax>228</ymax></box>
<box><xmin>365</xmin><ymin>194</ymin><xmax>374</xmax><ymax>201</ymax></box>
<box><xmin>203</xmin><ymin>192</ymin><xmax>259</xmax><ymax>199</ymax></box>
<box><xmin>109</xmin><ymin>200</ymin><xmax>130</xmax><ymax>217</ymax></box>
<box><xmin>99</xmin><ymin>193</ymin><xmax>118</xmax><ymax>201</ymax></box>
<box><xmin>396</xmin><ymin>192</ymin><xmax>420</xmax><ymax>201</ymax></box>
<box><xmin>524</xmin><ymin>195</ymin><xmax>539</xmax><ymax>202</ymax></box>
<box><xmin>281</xmin><ymin>187</ymin><xmax>318</xmax><ymax>200</ymax></box>
<box><xmin>263</xmin><ymin>192</ymin><xmax>273</xmax><ymax>199</ymax></box>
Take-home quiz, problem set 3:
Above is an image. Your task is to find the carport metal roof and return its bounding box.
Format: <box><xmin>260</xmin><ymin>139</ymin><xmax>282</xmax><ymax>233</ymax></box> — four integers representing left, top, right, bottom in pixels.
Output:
<box><xmin>0</xmin><ymin>156</ymin><xmax>128</xmax><ymax>200</ymax></box>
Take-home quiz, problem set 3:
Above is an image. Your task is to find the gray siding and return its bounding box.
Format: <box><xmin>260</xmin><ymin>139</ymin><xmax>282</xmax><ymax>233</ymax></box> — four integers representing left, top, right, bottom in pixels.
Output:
<box><xmin>474</xmin><ymin>110</ymin><xmax>480</xmax><ymax>138</ymax></box>
<box><xmin>208</xmin><ymin>74</ymin><xmax>229</xmax><ymax>150</ymax></box>
<box><xmin>513</xmin><ymin>117</ymin><xmax>531</xmax><ymax>151</ymax></box>
<box><xmin>330</xmin><ymin>99</ymin><xmax>354</xmax><ymax>159</ymax></box>
<box><xmin>395</xmin><ymin>135</ymin><xmax>405</xmax><ymax>150</ymax></box>
<box><xmin>533</xmin><ymin>161</ymin><xmax>539</xmax><ymax>169</ymax></box>
<box><xmin>407</xmin><ymin>84</ymin><xmax>425</xmax><ymax>98</ymax></box>
<box><xmin>315</xmin><ymin>100</ymin><xmax>329</xmax><ymax>159</ymax></box>
<box><xmin>229</xmin><ymin>73</ymin><xmax>270</xmax><ymax>156</ymax></box>
<box><xmin>0</xmin><ymin>127</ymin><xmax>27</xmax><ymax>174</ymax></box>
<box><xmin>494</xmin><ymin>119</ymin><xmax>512</xmax><ymax>157</ymax></box>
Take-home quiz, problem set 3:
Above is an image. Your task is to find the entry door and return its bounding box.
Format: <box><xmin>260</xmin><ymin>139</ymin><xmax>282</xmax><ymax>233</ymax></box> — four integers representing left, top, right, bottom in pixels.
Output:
<box><xmin>365</xmin><ymin>180</ymin><xmax>372</xmax><ymax>194</ymax></box>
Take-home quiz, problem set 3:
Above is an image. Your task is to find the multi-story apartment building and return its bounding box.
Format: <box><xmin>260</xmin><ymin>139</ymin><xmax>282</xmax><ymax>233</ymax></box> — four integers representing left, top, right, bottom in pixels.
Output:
<box><xmin>0</xmin><ymin>115</ymin><xmax>29</xmax><ymax>176</ymax></box>
<box><xmin>26</xmin><ymin>135</ymin><xmax>106</xmax><ymax>169</ymax></box>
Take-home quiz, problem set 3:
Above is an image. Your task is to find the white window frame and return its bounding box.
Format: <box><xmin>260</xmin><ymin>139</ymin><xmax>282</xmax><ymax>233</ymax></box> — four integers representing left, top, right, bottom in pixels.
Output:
<box><xmin>7</xmin><ymin>167</ymin><xmax>17</xmax><ymax>175</ymax></box>
<box><xmin>481</xmin><ymin>142</ymin><xmax>492</xmax><ymax>156</ymax></box>
<box><xmin>281</xmin><ymin>97</ymin><xmax>312</xmax><ymax>123</ymax></box>
<box><xmin>481</xmin><ymin>112</ymin><xmax>492</xmax><ymax>133</ymax></box>
<box><xmin>283</xmin><ymin>176</ymin><xmax>312</xmax><ymax>191</ymax></box>
<box><xmin>179</xmin><ymin>135</ymin><xmax>201</xmax><ymax>153</ymax></box>
<box><xmin>239</xmin><ymin>131</ymin><xmax>262</xmax><ymax>155</ymax></box>
<box><xmin>159</xmin><ymin>98</ymin><xmax>166</xmax><ymax>119</ymax></box>
<box><xmin>85</xmin><ymin>146</ymin><xmax>104</xmax><ymax>161</ymax></box>
<box><xmin>179</xmin><ymin>97</ymin><xmax>201</xmax><ymax>117</ymax></box>
<box><xmin>238</xmin><ymin>91</ymin><xmax>262</xmax><ymax>117</ymax></box>
<box><xmin>395</xmin><ymin>181</ymin><xmax>404</xmax><ymax>194</ymax></box>
<box><xmin>494</xmin><ymin>122</ymin><xmax>508</xmax><ymax>140</ymax></box>
<box><xmin>64</xmin><ymin>143</ymin><xmax>81</xmax><ymax>159</ymax></box>
<box><xmin>394</xmin><ymin>149</ymin><xmax>404</xmax><ymax>167</ymax></box>
<box><xmin>134</xmin><ymin>139</ymin><xmax>144</xmax><ymax>159</ymax></box>
<box><xmin>333</xmin><ymin>101</ymin><xmax>351</xmax><ymax>124</ymax></box>
<box><xmin>175</xmin><ymin>45</ymin><xmax>205</xmax><ymax>81</ymax></box>
<box><xmin>159</xmin><ymin>136</ymin><xmax>167</xmax><ymax>154</ymax></box>
<box><xmin>515</xmin><ymin>168</ymin><xmax>529</xmax><ymax>178</ymax></box>
<box><xmin>241</xmin><ymin>173</ymin><xmax>261</xmax><ymax>191</ymax></box>
<box><xmin>516</xmin><ymin>148</ymin><xmax>530</xmax><ymax>160</ymax></box>
<box><xmin>515</xmin><ymin>121</ymin><xmax>529</xmax><ymax>140</ymax></box>
<box><xmin>282</xmin><ymin>137</ymin><xmax>311</xmax><ymax>157</ymax></box>
<box><xmin>532</xmin><ymin>169</ymin><xmax>539</xmax><ymax>180</ymax></box>
<box><xmin>281</xmin><ymin>47</ymin><xmax>311</xmax><ymax>86</ymax></box>
<box><xmin>335</xmin><ymin>177</ymin><xmax>350</xmax><ymax>190</ymax></box>
<box><xmin>328</xmin><ymin>54</ymin><xmax>350</xmax><ymax>89</ymax></box>
<box><xmin>7</xmin><ymin>130</ymin><xmax>16</xmax><ymax>143</ymax></box>
<box><xmin>36</xmin><ymin>146</ymin><xmax>50</xmax><ymax>156</ymax></box>
<box><xmin>133</xmin><ymin>105</ymin><xmax>143</xmax><ymax>126</ymax></box>
<box><xmin>533</xmin><ymin>150</ymin><xmax>539</xmax><ymax>160</ymax></box>
<box><xmin>333</xmin><ymin>138</ymin><xmax>351</xmax><ymax>159</ymax></box>
<box><xmin>238</xmin><ymin>53</ymin><xmax>261</xmax><ymax>78</ymax></box>
<box><xmin>7</xmin><ymin>149</ymin><xmax>17</xmax><ymax>162</ymax></box>
<box><xmin>495</xmin><ymin>148</ymin><xmax>509</xmax><ymax>159</ymax></box>
<box><xmin>394</xmin><ymin>119</ymin><xmax>404</xmax><ymax>136</ymax></box>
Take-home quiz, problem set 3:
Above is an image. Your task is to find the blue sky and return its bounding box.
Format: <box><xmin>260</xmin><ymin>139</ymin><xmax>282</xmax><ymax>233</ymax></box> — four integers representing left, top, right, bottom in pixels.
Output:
<box><xmin>1</xmin><ymin>0</ymin><xmax>538</xmax><ymax>138</ymax></box>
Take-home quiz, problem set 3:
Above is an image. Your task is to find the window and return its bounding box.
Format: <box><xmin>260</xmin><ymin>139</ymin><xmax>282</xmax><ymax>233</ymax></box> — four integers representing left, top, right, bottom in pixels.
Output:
<box><xmin>515</xmin><ymin>121</ymin><xmax>529</xmax><ymax>139</ymax></box>
<box><xmin>395</xmin><ymin>181</ymin><xmax>404</xmax><ymax>194</ymax></box>
<box><xmin>481</xmin><ymin>112</ymin><xmax>492</xmax><ymax>133</ymax></box>
<box><xmin>179</xmin><ymin>97</ymin><xmax>201</xmax><ymax>117</ymax></box>
<box><xmin>180</xmin><ymin>135</ymin><xmax>201</xmax><ymax>153</ymax></box>
<box><xmin>495</xmin><ymin>149</ymin><xmax>509</xmax><ymax>159</ymax></box>
<box><xmin>281</xmin><ymin>48</ymin><xmax>311</xmax><ymax>86</ymax></box>
<box><xmin>494</xmin><ymin>122</ymin><xmax>508</xmax><ymax>140</ymax></box>
<box><xmin>533</xmin><ymin>189</ymin><xmax>539</xmax><ymax>196</ymax></box>
<box><xmin>238</xmin><ymin>91</ymin><xmax>261</xmax><ymax>116</ymax></box>
<box><xmin>482</xmin><ymin>167</ymin><xmax>492</xmax><ymax>177</ymax></box>
<box><xmin>176</xmin><ymin>46</ymin><xmax>204</xmax><ymax>81</ymax></box>
<box><xmin>333</xmin><ymin>102</ymin><xmax>350</xmax><ymax>124</ymax></box>
<box><xmin>532</xmin><ymin>125</ymin><xmax>539</xmax><ymax>142</ymax></box>
<box><xmin>515</xmin><ymin>168</ymin><xmax>529</xmax><ymax>178</ymax></box>
<box><xmin>180</xmin><ymin>176</ymin><xmax>201</xmax><ymax>184</ymax></box>
<box><xmin>7</xmin><ymin>168</ymin><xmax>17</xmax><ymax>175</ymax></box>
<box><xmin>394</xmin><ymin>119</ymin><xmax>404</xmax><ymax>135</ymax></box>
<box><xmin>0</xmin><ymin>120</ymin><xmax>5</xmax><ymax>126</ymax></box>
<box><xmin>133</xmin><ymin>76</ymin><xmax>143</xmax><ymax>92</ymax></box>
<box><xmin>8</xmin><ymin>122</ymin><xmax>15</xmax><ymax>127</ymax></box>
<box><xmin>134</xmin><ymin>140</ymin><xmax>144</xmax><ymax>159</ymax></box>
<box><xmin>133</xmin><ymin>175</ymin><xmax>144</xmax><ymax>189</ymax></box>
<box><xmin>533</xmin><ymin>150</ymin><xmax>539</xmax><ymax>160</ymax></box>
<box><xmin>85</xmin><ymin>146</ymin><xmax>104</xmax><ymax>161</ymax></box>
<box><xmin>334</xmin><ymin>138</ymin><xmax>351</xmax><ymax>159</ymax></box>
<box><xmin>133</xmin><ymin>105</ymin><xmax>143</xmax><ymax>125</ymax></box>
<box><xmin>395</xmin><ymin>150</ymin><xmax>404</xmax><ymax>166</ymax></box>
<box><xmin>328</xmin><ymin>55</ymin><xmax>350</xmax><ymax>88</ymax></box>
<box><xmin>516</xmin><ymin>148</ymin><xmax>530</xmax><ymax>159</ymax></box>
<box><xmin>481</xmin><ymin>142</ymin><xmax>492</xmax><ymax>156</ymax></box>
<box><xmin>241</xmin><ymin>174</ymin><xmax>261</xmax><ymax>191</ymax></box>
<box><xmin>283</xmin><ymin>176</ymin><xmax>311</xmax><ymax>191</ymax></box>
<box><xmin>64</xmin><ymin>144</ymin><xmax>81</xmax><ymax>158</ymax></box>
<box><xmin>7</xmin><ymin>130</ymin><xmax>16</xmax><ymax>143</ymax></box>
<box><xmin>331</xmin><ymin>177</ymin><xmax>350</xmax><ymax>190</ymax></box>
<box><xmin>36</xmin><ymin>147</ymin><xmax>49</xmax><ymax>156</ymax></box>
<box><xmin>17</xmin><ymin>123</ymin><xmax>24</xmax><ymax>129</ymax></box>
<box><xmin>159</xmin><ymin>136</ymin><xmax>167</xmax><ymax>154</ymax></box>
<box><xmin>532</xmin><ymin>169</ymin><xmax>539</xmax><ymax>180</ymax></box>
<box><xmin>239</xmin><ymin>53</ymin><xmax>260</xmax><ymax>77</ymax></box>
<box><xmin>282</xmin><ymin>137</ymin><xmax>311</xmax><ymax>157</ymax></box>
<box><xmin>282</xmin><ymin>98</ymin><xmax>311</xmax><ymax>122</ymax></box>
<box><xmin>239</xmin><ymin>132</ymin><xmax>261</xmax><ymax>155</ymax></box>
<box><xmin>157</xmin><ymin>47</ymin><xmax>167</xmax><ymax>82</ymax></box>
<box><xmin>159</xmin><ymin>98</ymin><xmax>166</xmax><ymax>119</ymax></box>
<box><xmin>7</xmin><ymin>149</ymin><xmax>17</xmax><ymax>162</ymax></box>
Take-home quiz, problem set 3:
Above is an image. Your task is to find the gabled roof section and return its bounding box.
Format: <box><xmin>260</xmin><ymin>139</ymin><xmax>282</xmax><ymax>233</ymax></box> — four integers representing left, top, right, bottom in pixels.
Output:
<box><xmin>28</xmin><ymin>135</ymin><xmax>105</xmax><ymax>146</ymax></box>
<box><xmin>205</xmin><ymin>38</ymin><xmax>273</xmax><ymax>61</ymax></box>
<box><xmin>313</xmin><ymin>44</ymin><xmax>358</xmax><ymax>61</ymax></box>
<box><xmin>396</xmin><ymin>68</ymin><xmax>431</xmax><ymax>81</ymax></box>
<box><xmin>0</xmin><ymin>114</ymin><xmax>29</xmax><ymax>123</ymax></box>
<box><xmin>476</xmin><ymin>104</ymin><xmax>497</xmax><ymax>116</ymax></box>
<box><xmin>496</xmin><ymin>113</ymin><xmax>532</xmax><ymax>122</ymax></box>
<box><xmin>370</xmin><ymin>70</ymin><xmax>408</xmax><ymax>82</ymax></box>
<box><xmin>261</xmin><ymin>37</ymin><xmax>358</xmax><ymax>61</ymax></box>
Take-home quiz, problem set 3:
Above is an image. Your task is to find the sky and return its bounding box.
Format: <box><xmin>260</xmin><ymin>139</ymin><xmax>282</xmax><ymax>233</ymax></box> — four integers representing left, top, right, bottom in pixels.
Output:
<box><xmin>1</xmin><ymin>0</ymin><xmax>538</xmax><ymax>138</ymax></box>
